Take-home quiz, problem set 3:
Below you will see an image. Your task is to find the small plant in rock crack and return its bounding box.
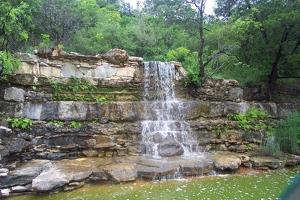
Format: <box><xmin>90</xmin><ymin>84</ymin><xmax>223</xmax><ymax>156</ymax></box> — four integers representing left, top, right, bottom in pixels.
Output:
<box><xmin>48</xmin><ymin>120</ymin><xmax>64</xmax><ymax>126</ymax></box>
<box><xmin>6</xmin><ymin>117</ymin><xmax>33</xmax><ymax>130</ymax></box>
<box><xmin>71</xmin><ymin>121</ymin><xmax>83</xmax><ymax>129</ymax></box>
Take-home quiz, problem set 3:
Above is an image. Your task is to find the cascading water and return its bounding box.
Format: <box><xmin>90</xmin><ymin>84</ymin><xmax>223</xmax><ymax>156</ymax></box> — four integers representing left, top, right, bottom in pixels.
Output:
<box><xmin>142</xmin><ymin>61</ymin><xmax>198</xmax><ymax>158</ymax></box>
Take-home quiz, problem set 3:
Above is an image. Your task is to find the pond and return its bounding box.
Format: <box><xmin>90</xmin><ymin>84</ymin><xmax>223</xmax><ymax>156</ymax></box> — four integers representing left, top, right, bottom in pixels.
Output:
<box><xmin>8</xmin><ymin>167</ymin><xmax>300</xmax><ymax>200</ymax></box>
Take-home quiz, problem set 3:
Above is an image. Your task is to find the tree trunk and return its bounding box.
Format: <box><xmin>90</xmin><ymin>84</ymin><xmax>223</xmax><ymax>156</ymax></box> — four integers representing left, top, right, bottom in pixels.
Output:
<box><xmin>197</xmin><ymin>0</ymin><xmax>205</xmax><ymax>78</ymax></box>
<box><xmin>267</xmin><ymin>26</ymin><xmax>290</xmax><ymax>101</ymax></box>
<box><xmin>267</xmin><ymin>64</ymin><xmax>277</xmax><ymax>101</ymax></box>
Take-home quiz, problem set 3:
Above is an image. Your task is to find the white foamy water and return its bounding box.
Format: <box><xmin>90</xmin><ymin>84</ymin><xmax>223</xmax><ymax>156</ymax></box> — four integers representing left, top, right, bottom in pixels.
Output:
<box><xmin>141</xmin><ymin>62</ymin><xmax>199</xmax><ymax>158</ymax></box>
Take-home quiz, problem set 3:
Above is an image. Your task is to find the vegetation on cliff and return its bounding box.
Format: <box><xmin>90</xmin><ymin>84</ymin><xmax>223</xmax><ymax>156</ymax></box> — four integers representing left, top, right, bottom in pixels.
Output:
<box><xmin>1</xmin><ymin>0</ymin><xmax>299</xmax><ymax>101</ymax></box>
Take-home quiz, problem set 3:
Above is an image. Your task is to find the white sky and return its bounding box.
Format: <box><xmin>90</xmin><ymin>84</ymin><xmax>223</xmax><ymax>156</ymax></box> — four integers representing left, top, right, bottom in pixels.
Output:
<box><xmin>124</xmin><ymin>0</ymin><xmax>216</xmax><ymax>15</ymax></box>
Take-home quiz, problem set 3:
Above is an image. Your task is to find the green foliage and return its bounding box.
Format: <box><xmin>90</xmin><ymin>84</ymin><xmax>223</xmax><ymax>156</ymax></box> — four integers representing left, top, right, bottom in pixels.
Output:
<box><xmin>0</xmin><ymin>51</ymin><xmax>21</xmax><ymax>77</ymax></box>
<box><xmin>6</xmin><ymin>117</ymin><xmax>33</xmax><ymax>130</ymax></box>
<box><xmin>71</xmin><ymin>121</ymin><xmax>83</xmax><ymax>129</ymax></box>
<box><xmin>48</xmin><ymin>77</ymin><xmax>107</xmax><ymax>102</ymax></box>
<box><xmin>228</xmin><ymin>107</ymin><xmax>274</xmax><ymax>133</ymax></box>
<box><xmin>0</xmin><ymin>0</ymin><xmax>298</xmax><ymax>95</ymax></box>
<box><xmin>274</xmin><ymin>112</ymin><xmax>300</xmax><ymax>154</ymax></box>
<box><xmin>166</xmin><ymin>47</ymin><xmax>201</xmax><ymax>86</ymax></box>
<box><xmin>215</xmin><ymin>124</ymin><xmax>228</xmax><ymax>138</ymax></box>
<box><xmin>0</xmin><ymin>0</ymin><xmax>32</xmax><ymax>52</ymax></box>
<box><xmin>216</xmin><ymin>1</ymin><xmax>300</xmax><ymax>94</ymax></box>
<box><xmin>96</xmin><ymin>97</ymin><xmax>107</xmax><ymax>102</ymax></box>
<box><xmin>48</xmin><ymin>120</ymin><xmax>64</xmax><ymax>126</ymax></box>
<box><xmin>35</xmin><ymin>34</ymin><xmax>54</xmax><ymax>50</ymax></box>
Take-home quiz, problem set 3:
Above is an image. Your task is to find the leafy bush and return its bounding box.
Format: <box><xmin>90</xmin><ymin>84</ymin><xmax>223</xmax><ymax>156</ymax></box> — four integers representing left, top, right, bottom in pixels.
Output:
<box><xmin>274</xmin><ymin>112</ymin><xmax>300</xmax><ymax>154</ymax></box>
<box><xmin>166</xmin><ymin>47</ymin><xmax>201</xmax><ymax>86</ymax></box>
<box><xmin>228</xmin><ymin>107</ymin><xmax>274</xmax><ymax>133</ymax></box>
<box><xmin>259</xmin><ymin>137</ymin><xmax>283</xmax><ymax>158</ymax></box>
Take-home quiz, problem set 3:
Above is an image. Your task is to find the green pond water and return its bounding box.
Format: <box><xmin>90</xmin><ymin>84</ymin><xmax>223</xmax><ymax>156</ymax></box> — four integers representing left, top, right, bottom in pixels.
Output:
<box><xmin>9</xmin><ymin>167</ymin><xmax>300</xmax><ymax>200</ymax></box>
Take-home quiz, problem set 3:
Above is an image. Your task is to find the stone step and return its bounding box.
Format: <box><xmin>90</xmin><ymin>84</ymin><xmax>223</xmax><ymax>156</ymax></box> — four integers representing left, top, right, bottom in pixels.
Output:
<box><xmin>94</xmin><ymin>143</ymin><xmax>118</xmax><ymax>149</ymax></box>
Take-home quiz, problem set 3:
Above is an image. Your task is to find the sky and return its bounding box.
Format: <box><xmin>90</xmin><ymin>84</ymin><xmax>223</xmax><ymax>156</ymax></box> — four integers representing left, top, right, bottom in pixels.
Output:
<box><xmin>124</xmin><ymin>0</ymin><xmax>216</xmax><ymax>15</ymax></box>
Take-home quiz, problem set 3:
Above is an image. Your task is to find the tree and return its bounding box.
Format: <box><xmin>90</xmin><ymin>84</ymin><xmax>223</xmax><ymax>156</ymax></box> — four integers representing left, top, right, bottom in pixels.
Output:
<box><xmin>214</xmin><ymin>0</ymin><xmax>268</xmax><ymax>19</ymax></box>
<box><xmin>69</xmin><ymin>4</ymin><xmax>123</xmax><ymax>54</ymax></box>
<box><xmin>33</xmin><ymin>0</ymin><xmax>84</xmax><ymax>46</ymax></box>
<box><xmin>216</xmin><ymin>0</ymin><xmax>300</xmax><ymax>100</ymax></box>
<box><xmin>0</xmin><ymin>0</ymin><xmax>32</xmax><ymax>77</ymax></box>
<box><xmin>185</xmin><ymin>0</ymin><xmax>227</xmax><ymax>79</ymax></box>
<box><xmin>0</xmin><ymin>0</ymin><xmax>33</xmax><ymax>52</ymax></box>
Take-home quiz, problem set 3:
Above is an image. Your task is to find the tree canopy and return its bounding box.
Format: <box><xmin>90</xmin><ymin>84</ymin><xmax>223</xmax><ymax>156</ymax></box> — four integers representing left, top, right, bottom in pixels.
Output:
<box><xmin>0</xmin><ymin>0</ymin><xmax>299</xmax><ymax>100</ymax></box>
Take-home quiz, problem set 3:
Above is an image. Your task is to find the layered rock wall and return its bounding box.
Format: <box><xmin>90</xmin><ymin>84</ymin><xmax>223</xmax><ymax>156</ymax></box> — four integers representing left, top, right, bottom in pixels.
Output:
<box><xmin>1</xmin><ymin>49</ymin><xmax>300</xmax><ymax>164</ymax></box>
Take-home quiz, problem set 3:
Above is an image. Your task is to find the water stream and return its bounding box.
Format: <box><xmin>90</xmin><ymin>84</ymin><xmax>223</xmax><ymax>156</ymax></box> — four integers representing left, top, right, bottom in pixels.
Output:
<box><xmin>141</xmin><ymin>62</ymin><xmax>198</xmax><ymax>158</ymax></box>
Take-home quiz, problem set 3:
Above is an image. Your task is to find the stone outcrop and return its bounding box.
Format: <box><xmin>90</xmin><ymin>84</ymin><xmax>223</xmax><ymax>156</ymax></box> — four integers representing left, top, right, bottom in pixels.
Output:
<box><xmin>0</xmin><ymin>48</ymin><xmax>300</xmax><ymax>197</ymax></box>
<box><xmin>3</xmin><ymin>87</ymin><xmax>25</xmax><ymax>102</ymax></box>
<box><xmin>158</xmin><ymin>137</ymin><xmax>184</xmax><ymax>157</ymax></box>
<box><xmin>1</xmin><ymin>154</ymin><xmax>299</xmax><ymax>195</ymax></box>
<box><xmin>213</xmin><ymin>154</ymin><xmax>242</xmax><ymax>171</ymax></box>
<box><xmin>14</xmin><ymin>49</ymin><xmax>141</xmax><ymax>82</ymax></box>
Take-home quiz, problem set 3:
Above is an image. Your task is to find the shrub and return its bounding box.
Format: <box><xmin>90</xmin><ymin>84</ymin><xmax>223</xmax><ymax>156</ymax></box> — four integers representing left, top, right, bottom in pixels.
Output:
<box><xmin>166</xmin><ymin>47</ymin><xmax>201</xmax><ymax>86</ymax></box>
<box><xmin>259</xmin><ymin>137</ymin><xmax>283</xmax><ymax>158</ymax></box>
<box><xmin>274</xmin><ymin>112</ymin><xmax>300</xmax><ymax>154</ymax></box>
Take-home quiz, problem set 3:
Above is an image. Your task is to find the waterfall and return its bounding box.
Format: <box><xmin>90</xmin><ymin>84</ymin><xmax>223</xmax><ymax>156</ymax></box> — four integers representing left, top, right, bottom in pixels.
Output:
<box><xmin>141</xmin><ymin>62</ymin><xmax>198</xmax><ymax>158</ymax></box>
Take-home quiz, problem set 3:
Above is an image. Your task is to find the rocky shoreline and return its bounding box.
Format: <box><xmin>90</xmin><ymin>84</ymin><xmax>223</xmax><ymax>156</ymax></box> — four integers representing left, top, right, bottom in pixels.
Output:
<box><xmin>1</xmin><ymin>152</ymin><xmax>300</xmax><ymax>197</ymax></box>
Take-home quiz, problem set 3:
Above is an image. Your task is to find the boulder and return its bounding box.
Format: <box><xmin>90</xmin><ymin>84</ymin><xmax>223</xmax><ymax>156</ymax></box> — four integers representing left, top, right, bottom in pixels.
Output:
<box><xmin>250</xmin><ymin>157</ymin><xmax>284</xmax><ymax>169</ymax></box>
<box><xmin>63</xmin><ymin>181</ymin><xmax>85</xmax><ymax>191</ymax></box>
<box><xmin>213</xmin><ymin>154</ymin><xmax>241</xmax><ymax>171</ymax></box>
<box><xmin>15</xmin><ymin>53</ymin><xmax>39</xmax><ymax>63</ymax></box>
<box><xmin>103</xmin><ymin>163</ymin><xmax>135</xmax><ymax>182</ymax></box>
<box><xmin>228</xmin><ymin>87</ymin><xmax>243</xmax><ymax>101</ymax></box>
<box><xmin>136</xmin><ymin>165</ymin><xmax>176</xmax><ymax>180</ymax></box>
<box><xmin>0</xmin><ymin>188</ymin><xmax>10</xmax><ymax>197</ymax></box>
<box><xmin>135</xmin><ymin>157</ymin><xmax>178</xmax><ymax>179</ymax></box>
<box><xmin>82</xmin><ymin>150</ymin><xmax>98</xmax><ymax>157</ymax></box>
<box><xmin>83</xmin><ymin>139</ymin><xmax>97</xmax><ymax>148</ymax></box>
<box><xmin>0</xmin><ymin>126</ymin><xmax>12</xmax><ymax>138</ymax></box>
<box><xmin>1</xmin><ymin>138</ymin><xmax>33</xmax><ymax>157</ymax></box>
<box><xmin>237</xmin><ymin>144</ymin><xmax>248</xmax><ymax>153</ymax></box>
<box><xmin>103</xmin><ymin>49</ymin><xmax>129</xmax><ymax>65</ymax></box>
<box><xmin>180</xmin><ymin>160</ymin><xmax>214</xmax><ymax>176</ymax></box>
<box><xmin>32</xmin><ymin>164</ymin><xmax>69</xmax><ymax>192</ymax></box>
<box><xmin>25</xmin><ymin>91</ymin><xmax>52</xmax><ymax>102</ymax></box>
<box><xmin>4</xmin><ymin>87</ymin><xmax>25</xmax><ymax>102</ymax></box>
<box><xmin>158</xmin><ymin>137</ymin><xmax>184</xmax><ymax>157</ymax></box>
<box><xmin>0</xmin><ymin>160</ymin><xmax>50</xmax><ymax>188</ymax></box>
<box><xmin>11</xmin><ymin>185</ymin><xmax>29</xmax><ymax>193</ymax></box>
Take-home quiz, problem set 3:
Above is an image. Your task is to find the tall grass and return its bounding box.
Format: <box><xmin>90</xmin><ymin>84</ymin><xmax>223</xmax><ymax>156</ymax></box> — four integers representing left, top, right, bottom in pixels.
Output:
<box><xmin>274</xmin><ymin>112</ymin><xmax>300</xmax><ymax>154</ymax></box>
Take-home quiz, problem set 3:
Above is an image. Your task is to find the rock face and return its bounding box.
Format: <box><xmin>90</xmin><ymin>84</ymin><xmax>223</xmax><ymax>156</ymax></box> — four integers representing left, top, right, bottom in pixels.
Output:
<box><xmin>0</xmin><ymin>126</ymin><xmax>12</xmax><ymax>138</ymax></box>
<box><xmin>32</xmin><ymin>164</ymin><xmax>69</xmax><ymax>192</ymax></box>
<box><xmin>13</xmin><ymin>49</ymin><xmax>142</xmax><ymax>82</ymax></box>
<box><xmin>0</xmin><ymin>160</ymin><xmax>50</xmax><ymax>188</ymax></box>
<box><xmin>158</xmin><ymin>137</ymin><xmax>184</xmax><ymax>157</ymax></box>
<box><xmin>4</xmin><ymin>87</ymin><xmax>25</xmax><ymax>102</ymax></box>
<box><xmin>1</xmin><ymin>48</ymin><xmax>300</xmax><ymax>197</ymax></box>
